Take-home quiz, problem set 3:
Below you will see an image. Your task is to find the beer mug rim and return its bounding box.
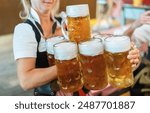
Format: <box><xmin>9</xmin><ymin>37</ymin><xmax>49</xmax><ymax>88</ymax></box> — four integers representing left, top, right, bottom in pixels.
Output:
<box><xmin>54</xmin><ymin>41</ymin><xmax>78</xmax><ymax>60</ymax></box>
<box><xmin>46</xmin><ymin>36</ymin><xmax>65</xmax><ymax>41</ymax></box>
<box><xmin>79</xmin><ymin>38</ymin><xmax>104</xmax><ymax>56</ymax></box>
<box><xmin>53</xmin><ymin>41</ymin><xmax>76</xmax><ymax>47</ymax></box>
<box><xmin>93</xmin><ymin>33</ymin><xmax>113</xmax><ymax>39</ymax></box>
<box><xmin>104</xmin><ymin>35</ymin><xmax>131</xmax><ymax>53</ymax></box>
<box><xmin>46</xmin><ymin>36</ymin><xmax>66</xmax><ymax>54</ymax></box>
<box><xmin>66</xmin><ymin>4</ymin><xmax>89</xmax><ymax>17</ymax></box>
<box><xmin>104</xmin><ymin>35</ymin><xmax>130</xmax><ymax>42</ymax></box>
<box><xmin>79</xmin><ymin>38</ymin><xmax>102</xmax><ymax>44</ymax></box>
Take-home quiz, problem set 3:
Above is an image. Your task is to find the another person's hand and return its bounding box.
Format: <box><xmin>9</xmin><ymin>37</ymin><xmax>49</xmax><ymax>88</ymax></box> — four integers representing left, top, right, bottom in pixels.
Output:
<box><xmin>127</xmin><ymin>42</ymin><xmax>140</xmax><ymax>70</ymax></box>
<box><xmin>131</xmin><ymin>11</ymin><xmax>150</xmax><ymax>30</ymax></box>
<box><xmin>124</xmin><ymin>11</ymin><xmax>150</xmax><ymax>38</ymax></box>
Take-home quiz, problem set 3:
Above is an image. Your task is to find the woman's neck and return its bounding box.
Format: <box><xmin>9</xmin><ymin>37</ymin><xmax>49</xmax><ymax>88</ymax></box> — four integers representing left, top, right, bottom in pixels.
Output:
<box><xmin>37</xmin><ymin>11</ymin><xmax>53</xmax><ymax>38</ymax></box>
<box><xmin>37</xmin><ymin>12</ymin><xmax>51</xmax><ymax>24</ymax></box>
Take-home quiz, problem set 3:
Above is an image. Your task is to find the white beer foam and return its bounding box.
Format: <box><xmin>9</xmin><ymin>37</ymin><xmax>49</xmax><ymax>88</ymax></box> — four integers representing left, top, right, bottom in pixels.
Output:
<box><xmin>46</xmin><ymin>36</ymin><xmax>65</xmax><ymax>54</ymax></box>
<box><xmin>66</xmin><ymin>4</ymin><xmax>89</xmax><ymax>17</ymax></box>
<box><xmin>104</xmin><ymin>36</ymin><xmax>131</xmax><ymax>53</ymax></box>
<box><xmin>54</xmin><ymin>42</ymin><xmax>78</xmax><ymax>60</ymax></box>
<box><xmin>79</xmin><ymin>39</ymin><xmax>104</xmax><ymax>56</ymax></box>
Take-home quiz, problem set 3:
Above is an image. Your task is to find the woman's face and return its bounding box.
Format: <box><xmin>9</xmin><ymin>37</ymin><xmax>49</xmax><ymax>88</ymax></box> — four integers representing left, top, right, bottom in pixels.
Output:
<box><xmin>30</xmin><ymin>0</ymin><xmax>57</xmax><ymax>14</ymax></box>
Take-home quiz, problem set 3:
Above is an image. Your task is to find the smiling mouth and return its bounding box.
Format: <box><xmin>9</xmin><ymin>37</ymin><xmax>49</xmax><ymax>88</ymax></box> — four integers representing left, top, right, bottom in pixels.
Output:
<box><xmin>43</xmin><ymin>2</ymin><xmax>52</xmax><ymax>4</ymax></box>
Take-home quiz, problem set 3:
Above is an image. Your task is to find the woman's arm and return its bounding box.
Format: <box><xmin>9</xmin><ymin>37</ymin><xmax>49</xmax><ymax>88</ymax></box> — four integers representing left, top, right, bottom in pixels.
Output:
<box><xmin>17</xmin><ymin>58</ymin><xmax>57</xmax><ymax>90</ymax></box>
<box><xmin>124</xmin><ymin>11</ymin><xmax>150</xmax><ymax>37</ymax></box>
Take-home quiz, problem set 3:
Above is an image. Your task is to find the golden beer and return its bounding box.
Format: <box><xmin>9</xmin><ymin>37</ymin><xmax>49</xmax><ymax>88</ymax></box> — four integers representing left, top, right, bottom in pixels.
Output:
<box><xmin>66</xmin><ymin>4</ymin><xmax>91</xmax><ymax>43</ymax></box>
<box><xmin>104</xmin><ymin>36</ymin><xmax>134</xmax><ymax>88</ymax></box>
<box><xmin>54</xmin><ymin>42</ymin><xmax>83</xmax><ymax>93</ymax></box>
<box><xmin>79</xmin><ymin>39</ymin><xmax>108</xmax><ymax>90</ymax></box>
<box><xmin>68</xmin><ymin>15</ymin><xmax>91</xmax><ymax>43</ymax></box>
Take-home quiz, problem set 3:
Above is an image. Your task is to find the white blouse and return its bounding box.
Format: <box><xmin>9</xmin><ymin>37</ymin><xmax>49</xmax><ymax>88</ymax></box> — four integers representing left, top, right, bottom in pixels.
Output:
<box><xmin>13</xmin><ymin>8</ymin><xmax>61</xmax><ymax>60</ymax></box>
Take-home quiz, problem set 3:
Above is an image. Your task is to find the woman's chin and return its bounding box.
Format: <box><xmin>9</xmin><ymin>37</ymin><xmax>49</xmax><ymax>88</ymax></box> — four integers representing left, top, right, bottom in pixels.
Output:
<box><xmin>40</xmin><ymin>6</ymin><xmax>52</xmax><ymax>14</ymax></box>
<box><xmin>43</xmin><ymin>2</ymin><xmax>53</xmax><ymax>8</ymax></box>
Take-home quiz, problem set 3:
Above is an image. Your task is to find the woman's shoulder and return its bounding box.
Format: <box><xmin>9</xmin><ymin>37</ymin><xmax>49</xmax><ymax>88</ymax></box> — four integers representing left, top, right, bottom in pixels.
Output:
<box><xmin>14</xmin><ymin>21</ymin><xmax>35</xmax><ymax>36</ymax></box>
<box><xmin>13</xmin><ymin>22</ymin><xmax>38</xmax><ymax>60</ymax></box>
<box><xmin>13</xmin><ymin>22</ymin><xmax>36</xmax><ymax>42</ymax></box>
<box><xmin>14</xmin><ymin>22</ymin><xmax>33</xmax><ymax>32</ymax></box>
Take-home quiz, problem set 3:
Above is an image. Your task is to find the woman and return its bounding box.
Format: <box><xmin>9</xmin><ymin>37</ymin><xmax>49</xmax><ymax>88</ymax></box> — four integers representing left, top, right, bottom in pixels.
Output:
<box><xmin>13</xmin><ymin>0</ymin><xmax>62</xmax><ymax>96</ymax></box>
<box><xmin>13</xmin><ymin>0</ymin><xmax>140</xmax><ymax>96</ymax></box>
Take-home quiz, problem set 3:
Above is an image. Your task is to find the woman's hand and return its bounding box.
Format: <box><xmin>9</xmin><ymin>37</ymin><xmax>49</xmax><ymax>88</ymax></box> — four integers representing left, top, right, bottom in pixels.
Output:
<box><xmin>127</xmin><ymin>43</ymin><xmax>140</xmax><ymax>70</ymax></box>
<box><xmin>56</xmin><ymin>90</ymin><xmax>73</xmax><ymax>96</ymax></box>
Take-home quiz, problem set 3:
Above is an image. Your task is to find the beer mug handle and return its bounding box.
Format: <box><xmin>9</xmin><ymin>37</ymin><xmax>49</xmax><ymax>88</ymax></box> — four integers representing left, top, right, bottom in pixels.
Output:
<box><xmin>61</xmin><ymin>19</ymin><xmax>69</xmax><ymax>40</ymax></box>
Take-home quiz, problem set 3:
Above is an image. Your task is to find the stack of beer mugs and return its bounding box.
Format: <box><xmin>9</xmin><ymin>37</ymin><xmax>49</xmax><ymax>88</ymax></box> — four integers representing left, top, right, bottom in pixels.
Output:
<box><xmin>46</xmin><ymin>4</ymin><xmax>134</xmax><ymax>93</ymax></box>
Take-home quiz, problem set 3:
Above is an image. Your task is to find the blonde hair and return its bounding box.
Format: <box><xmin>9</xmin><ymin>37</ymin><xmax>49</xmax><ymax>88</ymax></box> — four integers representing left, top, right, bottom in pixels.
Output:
<box><xmin>20</xmin><ymin>0</ymin><xmax>60</xmax><ymax>20</ymax></box>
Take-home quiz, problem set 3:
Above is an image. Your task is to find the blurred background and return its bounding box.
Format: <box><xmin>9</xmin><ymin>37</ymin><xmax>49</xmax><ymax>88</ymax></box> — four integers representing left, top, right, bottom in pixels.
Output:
<box><xmin>0</xmin><ymin>0</ymin><xmax>150</xmax><ymax>96</ymax></box>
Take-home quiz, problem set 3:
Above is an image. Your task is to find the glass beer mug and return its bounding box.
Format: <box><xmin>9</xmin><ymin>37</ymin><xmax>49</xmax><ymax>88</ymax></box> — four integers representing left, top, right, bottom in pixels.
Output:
<box><xmin>104</xmin><ymin>35</ymin><xmax>134</xmax><ymax>88</ymax></box>
<box><xmin>46</xmin><ymin>36</ymin><xmax>66</xmax><ymax>66</ymax></box>
<box><xmin>78</xmin><ymin>38</ymin><xmax>108</xmax><ymax>90</ymax></box>
<box><xmin>54</xmin><ymin>42</ymin><xmax>83</xmax><ymax>93</ymax></box>
<box><xmin>46</xmin><ymin>36</ymin><xmax>66</xmax><ymax>91</ymax></box>
<box><xmin>61</xmin><ymin>4</ymin><xmax>91</xmax><ymax>43</ymax></box>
